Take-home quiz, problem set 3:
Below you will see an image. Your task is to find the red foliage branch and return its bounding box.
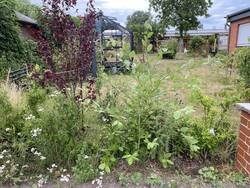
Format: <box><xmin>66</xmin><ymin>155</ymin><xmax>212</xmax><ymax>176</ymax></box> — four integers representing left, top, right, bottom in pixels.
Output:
<box><xmin>34</xmin><ymin>0</ymin><xmax>96</xmax><ymax>98</ymax></box>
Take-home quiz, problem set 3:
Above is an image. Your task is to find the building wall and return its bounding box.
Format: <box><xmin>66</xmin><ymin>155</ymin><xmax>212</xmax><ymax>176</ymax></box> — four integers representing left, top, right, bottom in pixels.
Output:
<box><xmin>229</xmin><ymin>16</ymin><xmax>250</xmax><ymax>53</ymax></box>
<box><xmin>218</xmin><ymin>35</ymin><xmax>228</xmax><ymax>51</ymax></box>
<box><xmin>236</xmin><ymin>108</ymin><xmax>250</xmax><ymax>175</ymax></box>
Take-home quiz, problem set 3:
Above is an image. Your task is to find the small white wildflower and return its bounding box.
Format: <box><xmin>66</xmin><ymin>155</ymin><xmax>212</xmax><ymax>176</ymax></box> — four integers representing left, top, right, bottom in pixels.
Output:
<box><xmin>37</xmin><ymin>107</ymin><xmax>44</xmax><ymax>112</ymax></box>
<box><xmin>51</xmin><ymin>164</ymin><xmax>57</xmax><ymax>168</ymax></box>
<box><xmin>31</xmin><ymin>148</ymin><xmax>36</xmax><ymax>153</ymax></box>
<box><xmin>17</xmin><ymin>133</ymin><xmax>22</xmax><ymax>136</ymax></box>
<box><xmin>1</xmin><ymin>150</ymin><xmax>7</xmax><ymax>154</ymax></box>
<box><xmin>40</xmin><ymin>156</ymin><xmax>46</xmax><ymax>160</ymax></box>
<box><xmin>0</xmin><ymin>165</ymin><xmax>5</xmax><ymax>174</ymax></box>
<box><xmin>47</xmin><ymin>168</ymin><xmax>53</xmax><ymax>173</ymax></box>
<box><xmin>31</xmin><ymin>128</ymin><xmax>42</xmax><ymax>137</ymax></box>
<box><xmin>34</xmin><ymin>151</ymin><xmax>42</xmax><ymax>156</ymax></box>
<box><xmin>49</xmin><ymin>94</ymin><xmax>56</xmax><ymax>97</ymax></box>
<box><xmin>102</xmin><ymin>117</ymin><xmax>108</xmax><ymax>122</ymax></box>
<box><xmin>63</xmin><ymin>169</ymin><xmax>67</xmax><ymax>172</ymax></box>
<box><xmin>54</xmin><ymin>91</ymin><xmax>60</xmax><ymax>95</ymax></box>
<box><xmin>5</xmin><ymin>128</ymin><xmax>11</xmax><ymax>132</ymax></box>
<box><xmin>5</xmin><ymin>160</ymin><xmax>10</xmax><ymax>164</ymax></box>
<box><xmin>25</xmin><ymin>114</ymin><xmax>36</xmax><ymax>121</ymax></box>
<box><xmin>84</xmin><ymin>155</ymin><xmax>89</xmax><ymax>159</ymax></box>
<box><xmin>209</xmin><ymin>128</ymin><xmax>215</xmax><ymax>136</ymax></box>
<box><xmin>37</xmin><ymin>176</ymin><xmax>47</xmax><ymax>188</ymax></box>
<box><xmin>59</xmin><ymin>174</ymin><xmax>70</xmax><ymax>182</ymax></box>
<box><xmin>0</xmin><ymin>155</ymin><xmax>4</xmax><ymax>159</ymax></box>
<box><xmin>22</xmin><ymin>165</ymin><xmax>29</xmax><ymax>169</ymax></box>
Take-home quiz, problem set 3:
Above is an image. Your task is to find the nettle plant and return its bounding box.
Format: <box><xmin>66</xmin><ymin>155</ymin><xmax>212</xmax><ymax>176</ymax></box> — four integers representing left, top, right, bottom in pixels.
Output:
<box><xmin>34</xmin><ymin>0</ymin><xmax>96</xmax><ymax>99</ymax></box>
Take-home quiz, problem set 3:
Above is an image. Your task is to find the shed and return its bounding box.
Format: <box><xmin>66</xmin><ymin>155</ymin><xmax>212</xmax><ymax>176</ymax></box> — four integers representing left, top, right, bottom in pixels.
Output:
<box><xmin>165</xmin><ymin>29</ymin><xmax>229</xmax><ymax>51</ymax></box>
<box><xmin>15</xmin><ymin>11</ymin><xmax>39</xmax><ymax>40</ymax></box>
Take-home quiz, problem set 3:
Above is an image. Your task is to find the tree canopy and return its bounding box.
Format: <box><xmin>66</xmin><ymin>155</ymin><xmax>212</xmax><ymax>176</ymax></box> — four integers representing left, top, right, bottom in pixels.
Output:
<box><xmin>149</xmin><ymin>0</ymin><xmax>212</xmax><ymax>37</ymax></box>
<box><xmin>126</xmin><ymin>11</ymin><xmax>151</xmax><ymax>52</ymax></box>
<box><xmin>13</xmin><ymin>0</ymin><xmax>41</xmax><ymax>19</ymax></box>
<box><xmin>126</xmin><ymin>11</ymin><xmax>164</xmax><ymax>52</ymax></box>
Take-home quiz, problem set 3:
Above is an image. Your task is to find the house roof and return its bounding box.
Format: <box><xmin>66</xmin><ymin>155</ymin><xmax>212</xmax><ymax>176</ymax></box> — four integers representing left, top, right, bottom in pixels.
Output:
<box><xmin>226</xmin><ymin>7</ymin><xmax>250</xmax><ymax>22</ymax></box>
<box><xmin>15</xmin><ymin>11</ymin><xmax>37</xmax><ymax>25</ymax></box>
<box><xmin>165</xmin><ymin>29</ymin><xmax>228</xmax><ymax>37</ymax></box>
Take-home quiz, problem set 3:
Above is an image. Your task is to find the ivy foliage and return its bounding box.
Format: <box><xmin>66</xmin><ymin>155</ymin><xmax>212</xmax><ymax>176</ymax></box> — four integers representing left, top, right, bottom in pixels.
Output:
<box><xmin>0</xmin><ymin>0</ymin><xmax>23</xmax><ymax>55</ymax></box>
<box><xmin>0</xmin><ymin>0</ymin><xmax>42</xmax><ymax>78</ymax></box>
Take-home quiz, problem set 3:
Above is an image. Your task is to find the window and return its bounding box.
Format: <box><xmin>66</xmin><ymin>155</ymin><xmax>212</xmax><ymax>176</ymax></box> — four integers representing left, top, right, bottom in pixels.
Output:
<box><xmin>237</xmin><ymin>23</ymin><xmax>250</xmax><ymax>47</ymax></box>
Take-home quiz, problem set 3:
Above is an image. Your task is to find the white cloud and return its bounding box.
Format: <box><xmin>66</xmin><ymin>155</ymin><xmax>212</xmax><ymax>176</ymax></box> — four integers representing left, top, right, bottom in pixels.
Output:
<box><xmin>97</xmin><ymin>0</ymin><xmax>148</xmax><ymax>10</ymax></box>
<box><xmin>30</xmin><ymin>0</ymin><xmax>250</xmax><ymax>29</ymax></box>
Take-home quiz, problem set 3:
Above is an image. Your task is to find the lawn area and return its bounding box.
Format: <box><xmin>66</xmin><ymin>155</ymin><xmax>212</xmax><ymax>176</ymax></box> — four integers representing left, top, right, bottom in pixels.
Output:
<box><xmin>103</xmin><ymin>54</ymin><xmax>241</xmax><ymax>124</ymax></box>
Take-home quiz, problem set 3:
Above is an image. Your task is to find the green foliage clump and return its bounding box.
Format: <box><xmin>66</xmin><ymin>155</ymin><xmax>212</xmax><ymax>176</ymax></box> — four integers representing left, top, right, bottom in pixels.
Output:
<box><xmin>0</xmin><ymin>0</ymin><xmax>42</xmax><ymax>78</ymax></box>
<box><xmin>199</xmin><ymin>166</ymin><xmax>218</xmax><ymax>183</ymax></box>
<box><xmin>127</xmin><ymin>11</ymin><xmax>150</xmax><ymax>52</ymax></box>
<box><xmin>0</xmin><ymin>86</ymin><xmax>102</xmax><ymax>184</ymax></box>
<box><xmin>189</xmin><ymin>87</ymin><xmax>238</xmax><ymax>161</ymax></box>
<box><xmin>159</xmin><ymin>39</ymin><xmax>178</xmax><ymax>59</ymax></box>
<box><xmin>233</xmin><ymin>47</ymin><xmax>250</xmax><ymax>88</ymax></box>
<box><xmin>0</xmin><ymin>0</ymin><xmax>22</xmax><ymax>55</ymax></box>
<box><xmin>13</xmin><ymin>0</ymin><xmax>41</xmax><ymax>19</ymax></box>
<box><xmin>73</xmin><ymin>143</ymin><xmax>99</xmax><ymax>183</ymax></box>
<box><xmin>189</xmin><ymin>36</ymin><xmax>205</xmax><ymax>54</ymax></box>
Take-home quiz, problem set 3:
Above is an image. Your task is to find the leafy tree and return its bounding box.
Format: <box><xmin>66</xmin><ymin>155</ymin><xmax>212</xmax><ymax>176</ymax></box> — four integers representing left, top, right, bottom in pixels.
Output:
<box><xmin>126</xmin><ymin>11</ymin><xmax>150</xmax><ymax>52</ymax></box>
<box><xmin>13</xmin><ymin>0</ymin><xmax>41</xmax><ymax>19</ymax></box>
<box><xmin>150</xmin><ymin>20</ymin><xmax>165</xmax><ymax>52</ymax></box>
<box><xmin>126</xmin><ymin>11</ymin><xmax>164</xmax><ymax>52</ymax></box>
<box><xmin>149</xmin><ymin>0</ymin><xmax>212</xmax><ymax>51</ymax></box>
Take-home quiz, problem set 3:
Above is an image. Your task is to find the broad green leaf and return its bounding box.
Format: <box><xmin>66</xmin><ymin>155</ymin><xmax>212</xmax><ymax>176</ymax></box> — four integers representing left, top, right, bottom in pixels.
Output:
<box><xmin>147</xmin><ymin>32</ymin><xmax>154</xmax><ymax>38</ymax></box>
<box><xmin>147</xmin><ymin>44</ymin><xmax>153</xmax><ymax>53</ymax></box>
<box><xmin>122</xmin><ymin>152</ymin><xmax>139</xmax><ymax>166</ymax></box>
<box><xmin>129</xmin><ymin>51</ymin><xmax>136</xmax><ymax>59</ymax></box>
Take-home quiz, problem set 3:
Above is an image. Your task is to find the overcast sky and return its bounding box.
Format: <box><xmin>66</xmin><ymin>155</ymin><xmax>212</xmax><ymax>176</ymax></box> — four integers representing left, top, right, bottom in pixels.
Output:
<box><xmin>30</xmin><ymin>0</ymin><xmax>250</xmax><ymax>29</ymax></box>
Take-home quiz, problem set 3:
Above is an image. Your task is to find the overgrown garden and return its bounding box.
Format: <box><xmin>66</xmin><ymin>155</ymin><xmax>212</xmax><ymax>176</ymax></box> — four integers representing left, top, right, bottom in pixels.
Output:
<box><xmin>0</xmin><ymin>0</ymin><xmax>250</xmax><ymax>187</ymax></box>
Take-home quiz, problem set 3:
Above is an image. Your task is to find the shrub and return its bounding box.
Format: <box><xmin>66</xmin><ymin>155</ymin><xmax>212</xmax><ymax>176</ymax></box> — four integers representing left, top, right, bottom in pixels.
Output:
<box><xmin>189</xmin><ymin>87</ymin><xmax>238</xmax><ymax>161</ymax></box>
<box><xmin>159</xmin><ymin>39</ymin><xmax>178</xmax><ymax>59</ymax></box>
<box><xmin>96</xmin><ymin>71</ymin><xmax>198</xmax><ymax>171</ymax></box>
<box><xmin>73</xmin><ymin>143</ymin><xmax>99</xmax><ymax>183</ymax></box>
<box><xmin>189</xmin><ymin>36</ymin><xmax>205</xmax><ymax>54</ymax></box>
<box><xmin>233</xmin><ymin>47</ymin><xmax>250</xmax><ymax>88</ymax></box>
<box><xmin>0</xmin><ymin>84</ymin><xmax>102</xmax><ymax>185</ymax></box>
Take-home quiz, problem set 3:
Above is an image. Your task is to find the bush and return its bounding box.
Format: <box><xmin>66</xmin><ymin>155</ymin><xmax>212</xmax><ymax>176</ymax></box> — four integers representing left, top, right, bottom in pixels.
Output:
<box><xmin>189</xmin><ymin>87</ymin><xmax>238</xmax><ymax>161</ymax></box>
<box><xmin>189</xmin><ymin>36</ymin><xmax>205</xmax><ymax>54</ymax></box>
<box><xmin>159</xmin><ymin>39</ymin><xmax>178</xmax><ymax>59</ymax></box>
<box><xmin>0</xmin><ymin>85</ymin><xmax>102</xmax><ymax>185</ymax></box>
<box><xmin>95</xmin><ymin>71</ymin><xmax>201</xmax><ymax>171</ymax></box>
<box><xmin>233</xmin><ymin>47</ymin><xmax>250</xmax><ymax>88</ymax></box>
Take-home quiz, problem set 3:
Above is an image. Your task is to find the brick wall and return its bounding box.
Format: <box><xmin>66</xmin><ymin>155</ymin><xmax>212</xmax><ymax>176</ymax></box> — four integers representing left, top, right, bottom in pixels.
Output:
<box><xmin>236</xmin><ymin>104</ymin><xmax>250</xmax><ymax>175</ymax></box>
<box><xmin>229</xmin><ymin>17</ymin><xmax>250</xmax><ymax>53</ymax></box>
